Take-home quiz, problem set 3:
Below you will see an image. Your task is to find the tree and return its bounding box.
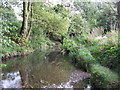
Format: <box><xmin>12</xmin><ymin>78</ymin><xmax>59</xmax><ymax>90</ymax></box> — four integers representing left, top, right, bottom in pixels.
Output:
<box><xmin>32</xmin><ymin>2</ymin><xmax>70</xmax><ymax>41</ymax></box>
<box><xmin>20</xmin><ymin>0</ymin><xmax>32</xmax><ymax>40</ymax></box>
<box><xmin>117</xmin><ymin>1</ymin><xmax>120</xmax><ymax>28</ymax></box>
<box><xmin>117</xmin><ymin>1</ymin><xmax>120</xmax><ymax>46</ymax></box>
<box><xmin>73</xmin><ymin>2</ymin><xmax>117</xmax><ymax>34</ymax></box>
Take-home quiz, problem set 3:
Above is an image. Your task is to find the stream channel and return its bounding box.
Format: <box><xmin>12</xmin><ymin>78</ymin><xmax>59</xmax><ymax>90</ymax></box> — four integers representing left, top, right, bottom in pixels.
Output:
<box><xmin>1</xmin><ymin>49</ymin><xmax>92</xmax><ymax>89</ymax></box>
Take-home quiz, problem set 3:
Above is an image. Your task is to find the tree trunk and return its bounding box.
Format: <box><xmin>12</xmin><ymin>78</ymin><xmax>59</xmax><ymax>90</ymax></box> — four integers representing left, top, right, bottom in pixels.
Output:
<box><xmin>20</xmin><ymin>0</ymin><xmax>31</xmax><ymax>40</ymax></box>
<box><xmin>117</xmin><ymin>1</ymin><xmax>120</xmax><ymax>46</ymax></box>
<box><xmin>26</xmin><ymin>3</ymin><xmax>33</xmax><ymax>39</ymax></box>
<box><xmin>117</xmin><ymin>2</ymin><xmax>120</xmax><ymax>27</ymax></box>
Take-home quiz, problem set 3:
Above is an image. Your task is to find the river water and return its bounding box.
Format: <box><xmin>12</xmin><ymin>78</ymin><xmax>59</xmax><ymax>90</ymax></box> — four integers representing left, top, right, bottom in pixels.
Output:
<box><xmin>1</xmin><ymin>49</ymin><xmax>91</xmax><ymax>89</ymax></box>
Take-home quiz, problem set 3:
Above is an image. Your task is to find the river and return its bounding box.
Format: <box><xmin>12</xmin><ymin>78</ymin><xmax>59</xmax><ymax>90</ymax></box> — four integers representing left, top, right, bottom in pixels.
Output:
<box><xmin>1</xmin><ymin>49</ymin><xmax>91</xmax><ymax>89</ymax></box>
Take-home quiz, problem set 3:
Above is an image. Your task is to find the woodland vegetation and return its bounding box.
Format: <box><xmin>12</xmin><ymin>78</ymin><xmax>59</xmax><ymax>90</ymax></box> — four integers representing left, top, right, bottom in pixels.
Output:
<box><xmin>0</xmin><ymin>0</ymin><xmax>120</xmax><ymax>88</ymax></box>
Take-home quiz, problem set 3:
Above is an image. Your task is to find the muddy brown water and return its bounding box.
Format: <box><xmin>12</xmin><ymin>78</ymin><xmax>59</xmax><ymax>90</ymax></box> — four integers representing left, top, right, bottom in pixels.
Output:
<box><xmin>1</xmin><ymin>49</ymin><xmax>91</xmax><ymax>89</ymax></box>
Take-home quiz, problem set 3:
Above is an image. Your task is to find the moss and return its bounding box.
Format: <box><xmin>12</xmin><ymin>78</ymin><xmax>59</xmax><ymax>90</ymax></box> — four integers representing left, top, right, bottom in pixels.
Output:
<box><xmin>77</xmin><ymin>48</ymin><xmax>97</xmax><ymax>64</ymax></box>
<box><xmin>90</xmin><ymin>64</ymin><xmax>119</xmax><ymax>88</ymax></box>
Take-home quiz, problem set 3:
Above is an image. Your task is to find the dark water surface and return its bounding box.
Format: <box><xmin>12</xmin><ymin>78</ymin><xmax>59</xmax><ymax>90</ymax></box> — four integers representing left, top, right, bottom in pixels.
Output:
<box><xmin>1</xmin><ymin>49</ymin><xmax>91</xmax><ymax>88</ymax></box>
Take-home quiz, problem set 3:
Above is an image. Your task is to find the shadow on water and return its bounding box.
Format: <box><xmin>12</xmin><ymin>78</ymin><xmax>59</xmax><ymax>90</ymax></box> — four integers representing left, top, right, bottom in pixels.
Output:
<box><xmin>1</xmin><ymin>49</ymin><xmax>91</xmax><ymax>88</ymax></box>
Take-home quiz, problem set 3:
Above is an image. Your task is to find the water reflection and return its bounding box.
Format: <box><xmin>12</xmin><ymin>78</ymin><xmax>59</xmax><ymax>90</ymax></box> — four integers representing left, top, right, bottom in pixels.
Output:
<box><xmin>1</xmin><ymin>72</ymin><xmax>22</xmax><ymax>88</ymax></box>
<box><xmin>2</xmin><ymin>50</ymin><xmax>90</xmax><ymax>88</ymax></box>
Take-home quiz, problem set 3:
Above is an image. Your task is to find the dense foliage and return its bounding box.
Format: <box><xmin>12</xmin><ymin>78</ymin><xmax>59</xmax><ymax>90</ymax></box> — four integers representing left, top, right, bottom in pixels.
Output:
<box><xmin>74</xmin><ymin>2</ymin><xmax>117</xmax><ymax>33</ymax></box>
<box><xmin>1</xmin><ymin>1</ymin><xmax>120</xmax><ymax>88</ymax></box>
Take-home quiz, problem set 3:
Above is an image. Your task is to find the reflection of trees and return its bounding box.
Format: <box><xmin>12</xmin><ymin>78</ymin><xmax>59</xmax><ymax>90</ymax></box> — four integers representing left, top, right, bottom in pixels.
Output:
<box><xmin>19</xmin><ymin>60</ymin><xmax>71</xmax><ymax>88</ymax></box>
<box><xmin>3</xmin><ymin>50</ymin><xmax>73</xmax><ymax>88</ymax></box>
<box><xmin>18</xmin><ymin>51</ymin><xmax>72</xmax><ymax>88</ymax></box>
<box><xmin>46</xmin><ymin>51</ymin><xmax>61</xmax><ymax>62</ymax></box>
<box><xmin>19</xmin><ymin>56</ymin><xmax>31</xmax><ymax>88</ymax></box>
<box><xmin>19</xmin><ymin>69</ymin><xmax>31</xmax><ymax>88</ymax></box>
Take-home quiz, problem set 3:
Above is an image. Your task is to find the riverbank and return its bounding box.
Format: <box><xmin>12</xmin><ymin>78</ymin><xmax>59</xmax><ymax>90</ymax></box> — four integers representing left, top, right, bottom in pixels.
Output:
<box><xmin>62</xmin><ymin>38</ymin><xmax>120</xmax><ymax>88</ymax></box>
<box><xmin>2</xmin><ymin>51</ymin><xmax>33</xmax><ymax>61</ymax></box>
<box><xmin>1</xmin><ymin>40</ymin><xmax>65</xmax><ymax>62</ymax></box>
<box><xmin>1</xmin><ymin>45</ymin><xmax>55</xmax><ymax>61</ymax></box>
